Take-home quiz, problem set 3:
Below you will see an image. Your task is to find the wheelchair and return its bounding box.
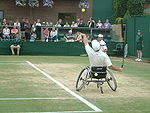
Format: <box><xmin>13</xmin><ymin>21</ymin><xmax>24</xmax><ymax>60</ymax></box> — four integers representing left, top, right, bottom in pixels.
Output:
<box><xmin>76</xmin><ymin>66</ymin><xmax>117</xmax><ymax>93</ymax></box>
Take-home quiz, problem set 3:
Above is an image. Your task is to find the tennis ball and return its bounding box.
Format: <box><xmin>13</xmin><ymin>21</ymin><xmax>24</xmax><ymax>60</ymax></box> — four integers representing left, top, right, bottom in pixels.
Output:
<box><xmin>81</xmin><ymin>8</ymin><xmax>86</xmax><ymax>12</ymax></box>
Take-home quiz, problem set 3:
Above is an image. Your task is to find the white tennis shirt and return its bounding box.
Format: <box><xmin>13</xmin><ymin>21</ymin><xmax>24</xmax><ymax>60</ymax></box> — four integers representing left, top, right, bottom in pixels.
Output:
<box><xmin>85</xmin><ymin>45</ymin><xmax>112</xmax><ymax>67</ymax></box>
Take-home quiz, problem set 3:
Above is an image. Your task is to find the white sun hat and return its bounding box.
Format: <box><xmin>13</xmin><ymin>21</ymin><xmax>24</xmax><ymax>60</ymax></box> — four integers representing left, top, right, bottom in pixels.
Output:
<box><xmin>91</xmin><ymin>40</ymin><xmax>100</xmax><ymax>51</ymax></box>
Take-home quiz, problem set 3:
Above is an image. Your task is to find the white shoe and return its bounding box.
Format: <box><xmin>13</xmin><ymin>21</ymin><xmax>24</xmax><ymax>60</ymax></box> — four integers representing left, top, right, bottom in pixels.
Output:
<box><xmin>138</xmin><ymin>59</ymin><xmax>142</xmax><ymax>62</ymax></box>
<box><xmin>135</xmin><ymin>58</ymin><xmax>139</xmax><ymax>61</ymax></box>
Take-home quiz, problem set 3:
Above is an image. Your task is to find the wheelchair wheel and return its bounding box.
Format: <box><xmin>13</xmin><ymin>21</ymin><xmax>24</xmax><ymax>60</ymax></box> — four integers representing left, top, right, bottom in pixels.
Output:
<box><xmin>106</xmin><ymin>69</ymin><xmax>117</xmax><ymax>91</ymax></box>
<box><xmin>76</xmin><ymin>67</ymin><xmax>89</xmax><ymax>91</ymax></box>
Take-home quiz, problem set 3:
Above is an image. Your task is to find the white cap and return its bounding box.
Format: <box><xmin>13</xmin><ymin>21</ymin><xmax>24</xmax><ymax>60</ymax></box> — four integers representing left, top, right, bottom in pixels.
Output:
<box><xmin>69</xmin><ymin>30</ymin><xmax>72</xmax><ymax>33</ymax></box>
<box><xmin>98</xmin><ymin>34</ymin><xmax>103</xmax><ymax>38</ymax></box>
<box><xmin>92</xmin><ymin>40</ymin><xmax>100</xmax><ymax>51</ymax></box>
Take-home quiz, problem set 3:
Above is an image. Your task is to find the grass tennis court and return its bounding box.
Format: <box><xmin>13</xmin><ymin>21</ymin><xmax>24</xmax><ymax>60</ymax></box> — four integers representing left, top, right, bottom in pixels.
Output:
<box><xmin>0</xmin><ymin>56</ymin><xmax>150</xmax><ymax>113</ymax></box>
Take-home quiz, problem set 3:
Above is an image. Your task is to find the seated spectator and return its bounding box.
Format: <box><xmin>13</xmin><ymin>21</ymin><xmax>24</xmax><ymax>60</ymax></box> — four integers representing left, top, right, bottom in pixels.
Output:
<box><xmin>43</xmin><ymin>28</ymin><xmax>50</xmax><ymax>42</ymax></box>
<box><xmin>104</xmin><ymin>19</ymin><xmax>111</xmax><ymax>28</ymax></box>
<box><xmin>78</xmin><ymin>19</ymin><xmax>85</xmax><ymax>27</ymax></box>
<box><xmin>71</xmin><ymin>21</ymin><xmax>78</xmax><ymax>27</ymax></box>
<box><xmin>2</xmin><ymin>25</ymin><xmax>10</xmax><ymax>41</ymax></box>
<box><xmin>30</xmin><ymin>32</ymin><xmax>37</xmax><ymax>42</ymax></box>
<box><xmin>49</xmin><ymin>22</ymin><xmax>53</xmax><ymax>27</ymax></box>
<box><xmin>55</xmin><ymin>21</ymin><xmax>61</xmax><ymax>27</ymax></box>
<box><xmin>64</xmin><ymin>30</ymin><xmax>75</xmax><ymax>42</ymax></box>
<box><xmin>45</xmin><ymin>22</ymin><xmax>50</xmax><ymax>26</ymax></box>
<box><xmin>2</xmin><ymin>19</ymin><xmax>8</xmax><ymax>26</ymax></box>
<box><xmin>11</xmin><ymin>26</ymin><xmax>19</xmax><ymax>39</ymax></box>
<box><xmin>87</xmin><ymin>17</ymin><xmax>96</xmax><ymax>28</ymax></box>
<box><xmin>14</xmin><ymin>19</ymin><xmax>21</xmax><ymax>28</ymax></box>
<box><xmin>64</xmin><ymin>22</ymin><xmax>70</xmax><ymax>27</ymax></box>
<box><xmin>31</xmin><ymin>21</ymin><xmax>36</xmax><ymax>32</ymax></box>
<box><xmin>96</xmin><ymin>20</ymin><xmax>103</xmax><ymax>28</ymax></box>
<box><xmin>74</xmin><ymin>32</ymin><xmax>82</xmax><ymax>42</ymax></box>
<box><xmin>49</xmin><ymin>27</ymin><xmax>58</xmax><ymax>42</ymax></box>
<box><xmin>10</xmin><ymin>34</ymin><xmax>21</xmax><ymax>55</ymax></box>
<box><xmin>36</xmin><ymin>19</ymin><xmax>41</xmax><ymax>26</ymax></box>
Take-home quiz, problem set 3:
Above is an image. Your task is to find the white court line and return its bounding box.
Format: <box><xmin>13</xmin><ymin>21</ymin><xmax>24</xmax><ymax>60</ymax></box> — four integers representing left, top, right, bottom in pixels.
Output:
<box><xmin>25</xmin><ymin>111</ymin><xmax>100</xmax><ymax>113</ymax></box>
<box><xmin>26</xmin><ymin>61</ymin><xmax>102</xmax><ymax>112</ymax></box>
<box><xmin>0</xmin><ymin>98</ymin><xmax>75</xmax><ymax>101</ymax></box>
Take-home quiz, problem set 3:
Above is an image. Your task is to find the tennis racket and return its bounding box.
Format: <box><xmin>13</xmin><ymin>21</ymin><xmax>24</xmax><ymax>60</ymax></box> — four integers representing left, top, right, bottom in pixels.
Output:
<box><xmin>121</xmin><ymin>44</ymin><xmax>128</xmax><ymax>68</ymax></box>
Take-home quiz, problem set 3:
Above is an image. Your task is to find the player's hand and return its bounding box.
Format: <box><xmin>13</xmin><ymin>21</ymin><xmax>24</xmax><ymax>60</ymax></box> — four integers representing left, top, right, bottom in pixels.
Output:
<box><xmin>119</xmin><ymin>68</ymin><xmax>123</xmax><ymax>72</ymax></box>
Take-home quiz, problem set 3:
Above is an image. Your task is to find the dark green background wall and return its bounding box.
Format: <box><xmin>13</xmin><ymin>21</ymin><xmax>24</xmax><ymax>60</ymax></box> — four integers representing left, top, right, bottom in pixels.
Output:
<box><xmin>127</xmin><ymin>16</ymin><xmax>150</xmax><ymax>60</ymax></box>
<box><xmin>92</xmin><ymin>0</ymin><xmax>113</xmax><ymax>22</ymax></box>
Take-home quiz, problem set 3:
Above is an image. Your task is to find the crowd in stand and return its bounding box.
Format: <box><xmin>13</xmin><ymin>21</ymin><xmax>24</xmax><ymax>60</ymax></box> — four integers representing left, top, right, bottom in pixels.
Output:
<box><xmin>0</xmin><ymin>17</ymin><xmax>111</xmax><ymax>42</ymax></box>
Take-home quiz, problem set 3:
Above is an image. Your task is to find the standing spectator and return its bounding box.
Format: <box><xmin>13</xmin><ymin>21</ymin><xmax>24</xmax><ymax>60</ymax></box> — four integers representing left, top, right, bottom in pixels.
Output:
<box><xmin>31</xmin><ymin>21</ymin><xmax>36</xmax><ymax>32</ymax></box>
<box><xmin>104</xmin><ymin>19</ymin><xmax>111</xmax><ymax>28</ymax></box>
<box><xmin>11</xmin><ymin>26</ymin><xmax>19</xmax><ymax>39</ymax></box>
<box><xmin>10</xmin><ymin>33</ymin><xmax>21</xmax><ymax>55</ymax></box>
<box><xmin>49</xmin><ymin>27</ymin><xmax>58</xmax><ymax>42</ymax></box>
<box><xmin>135</xmin><ymin>30</ymin><xmax>144</xmax><ymax>62</ymax></box>
<box><xmin>87</xmin><ymin>17</ymin><xmax>96</xmax><ymax>28</ymax></box>
<box><xmin>2</xmin><ymin>25</ymin><xmax>10</xmax><ymax>41</ymax></box>
<box><xmin>71</xmin><ymin>21</ymin><xmax>78</xmax><ymax>27</ymax></box>
<box><xmin>24</xmin><ymin>19</ymin><xmax>31</xmax><ymax>41</ymax></box>
<box><xmin>78</xmin><ymin>19</ymin><xmax>85</xmax><ymax>27</ymax></box>
<box><xmin>98</xmin><ymin>34</ymin><xmax>108</xmax><ymax>53</ymax></box>
<box><xmin>96</xmin><ymin>20</ymin><xmax>103</xmax><ymax>28</ymax></box>
<box><xmin>36</xmin><ymin>19</ymin><xmax>42</xmax><ymax>40</ymax></box>
<box><xmin>64</xmin><ymin>22</ymin><xmax>70</xmax><ymax>27</ymax></box>
<box><xmin>43</xmin><ymin>28</ymin><xmax>50</xmax><ymax>42</ymax></box>
<box><xmin>14</xmin><ymin>19</ymin><xmax>21</xmax><ymax>28</ymax></box>
<box><xmin>20</xmin><ymin>19</ymin><xmax>26</xmax><ymax>40</ymax></box>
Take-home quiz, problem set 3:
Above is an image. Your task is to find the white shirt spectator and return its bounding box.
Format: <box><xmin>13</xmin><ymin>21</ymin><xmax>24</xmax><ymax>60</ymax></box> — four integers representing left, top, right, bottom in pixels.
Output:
<box><xmin>36</xmin><ymin>22</ymin><xmax>41</xmax><ymax>26</ymax></box>
<box><xmin>50</xmin><ymin>30</ymin><xmax>57</xmax><ymax>37</ymax></box>
<box><xmin>3</xmin><ymin>28</ymin><xmax>10</xmax><ymax>36</ymax></box>
<box><xmin>85</xmin><ymin>44</ymin><xmax>112</xmax><ymax>67</ymax></box>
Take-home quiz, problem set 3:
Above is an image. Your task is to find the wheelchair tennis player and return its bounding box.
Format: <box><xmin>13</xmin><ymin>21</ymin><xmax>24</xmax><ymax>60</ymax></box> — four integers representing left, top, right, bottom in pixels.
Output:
<box><xmin>80</xmin><ymin>33</ymin><xmax>123</xmax><ymax>72</ymax></box>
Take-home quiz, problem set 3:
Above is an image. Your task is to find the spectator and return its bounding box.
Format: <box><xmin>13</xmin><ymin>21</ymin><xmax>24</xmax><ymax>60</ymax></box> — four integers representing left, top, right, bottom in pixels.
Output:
<box><xmin>31</xmin><ymin>21</ymin><xmax>36</xmax><ymax>32</ymax></box>
<box><xmin>45</xmin><ymin>22</ymin><xmax>50</xmax><ymax>26</ymax></box>
<box><xmin>135</xmin><ymin>30</ymin><xmax>144</xmax><ymax>62</ymax></box>
<box><xmin>87</xmin><ymin>17</ymin><xmax>96</xmax><ymax>28</ymax></box>
<box><xmin>71</xmin><ymin>21</ymin><xmax>78</xmax><ymax>27</ymax></box>
<box><xmin>49</xmin><ymin>27</ymin><xmax>58</xmax><ymax>42</ymax></box>
<box><xmin>11</xmin><ymin>26</ymin><xmax>19</xmax><ymax>39</ymax></box>
<box><xmin>74</xmin><ymin>32</ymin><xmax>82</xmax><ymax>42</ymax></box>
<box><xmin>24</xmin><ymin>19</ymin><xmax>31</xmax><ymax>40</ymax></box>
<box><xmin>55</xmin><ymin>21</ymin><xmax>61</xmax><ymax>27</ymax></box>
<box><xmin>20</xmin><ymin>19</ymin><xmax>26</xmax><ymax>39</ymax></box>
<box><xmin>43</xmin><ymin>28</ymin><xmax>50</xmax><ymax>42</ymax></box>
<box><xmin>96</xmin><ymin>20</ymin><xmax>103</xmax><ymax>28</ymax></box>
<box><xmin>14</xmin><ymin>19</ymin><xmax>21</xmax><ymax>28</ymax></box>
<box><xmin>104</xmin><ymin>19</ymin><xmax>111</xmax><ymax>28</ymax></box>
<box><xmin>30</xmin><ymin>32</ymin><xmax>37</xmax><ymax>42</ymax></box>
<box><xmin>36</xmin><ymin>19</ymin><xmax>42</xmax><ymax>40</ymax></box>
<box><xmin>2</xmin><ymin>19</ymin><xmax>7</xmax><ymax>26</ymax></box>
<box><xmin>2</xmin><ymin>25</ymin><xmax>10</xmax><ymax>41</ymax></box>
<box><xmin>64</xmin><ymin>22</ymin><xmax>70</xmax><ymax>27</ymax></box>
<box><xmin>36</xmin><ymin>19</ymin><xmax>42</xmax><ymax>26</ymax></box>
<box><xmin>78</xmin><ymin>19</ymin><xmax>85</xmax><ymax>27</ymax></box>
<box><xmin>49</xmin><ymin>22</ymin><xmax>53</xmax><ymax>27</ymax></box>
<box><xmin>10</xmin><ymin>33</ymin><xmax>21</xmax><ymax>55</ymax></box>
<box><xmin>64</xmin><ymin>30</ymin><xmax>75</xmax><ymax>42</ymax></box>
<box><xmin>97</xmin><ymin>34</ymin><xmax>108</xmax><ymax>53</ymax></box>
<box><xmin>76</xmin><ymin>18</ymin><xmax>80</xmax><ymax>26</ymax></box>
